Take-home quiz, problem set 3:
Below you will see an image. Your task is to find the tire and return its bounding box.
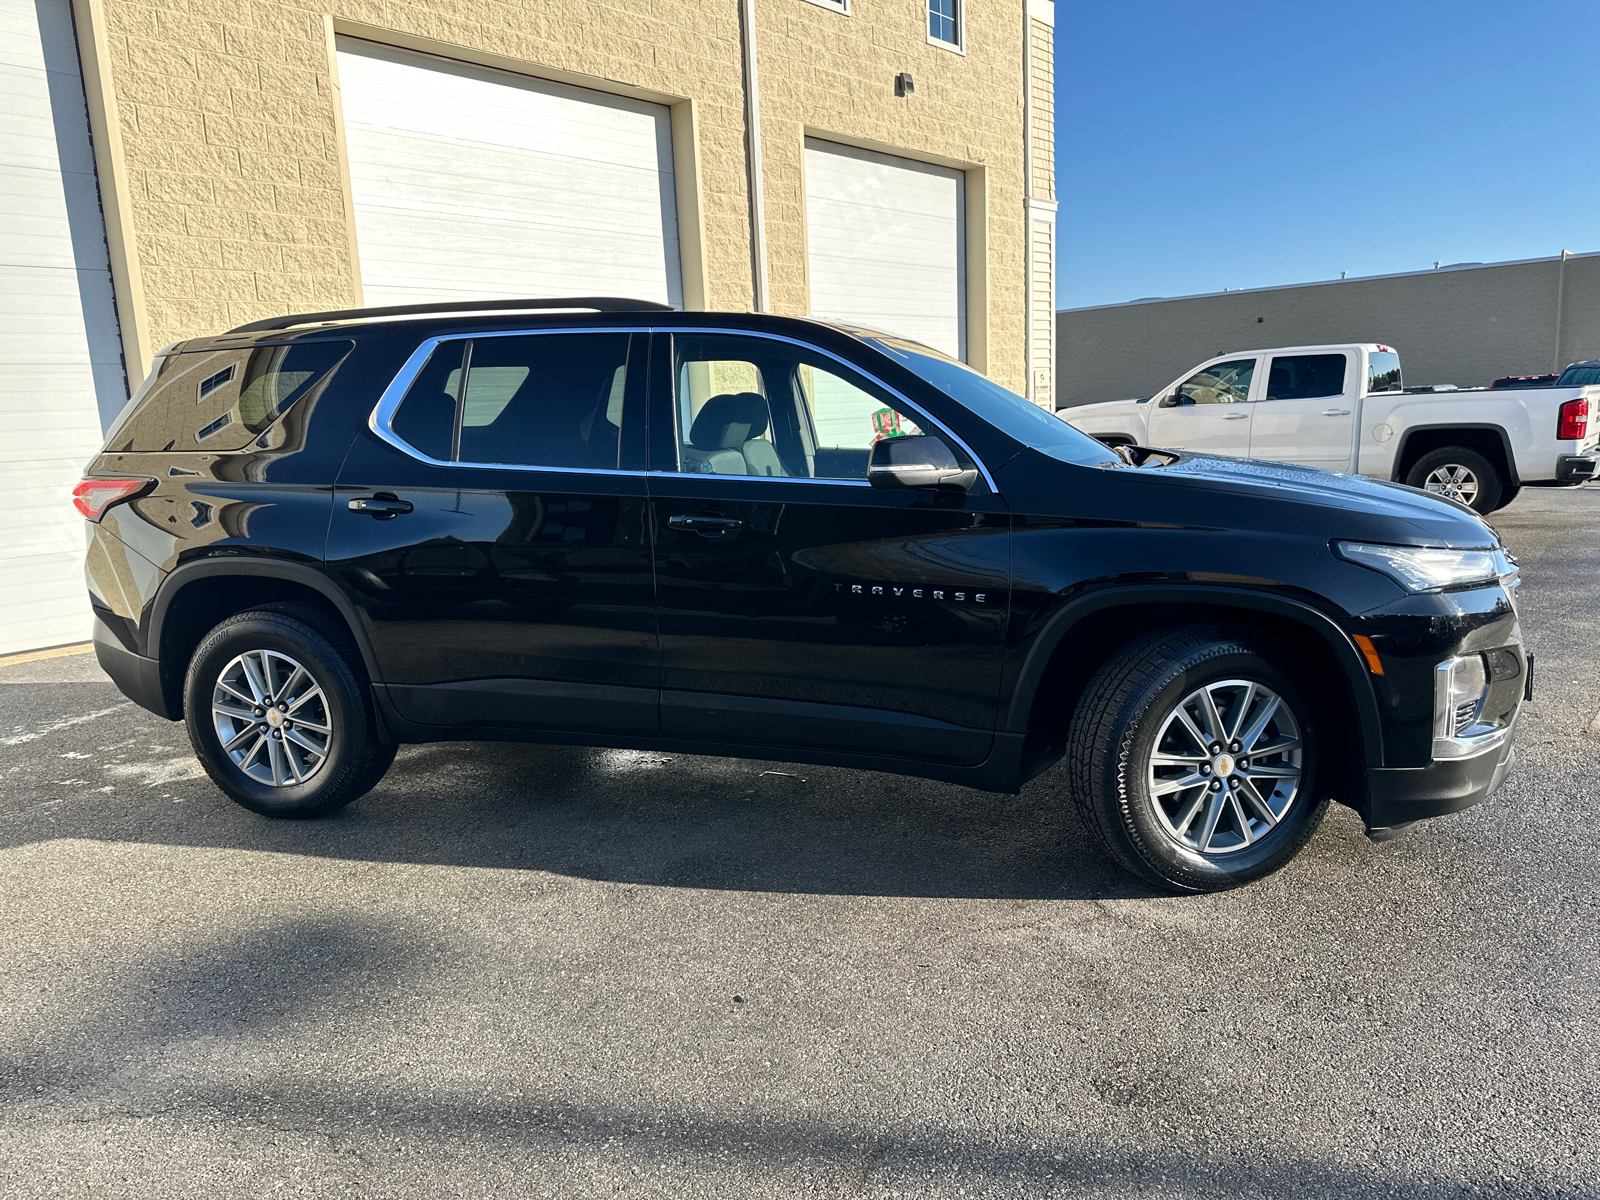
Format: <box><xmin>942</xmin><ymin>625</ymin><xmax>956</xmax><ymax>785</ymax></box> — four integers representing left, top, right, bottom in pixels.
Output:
<box><xmin>1067</xmin><ymin>625</ymin><xmax>1329</xmax><ymax>893</ymax></box>
<box><xmin>183</xmin><ymin>606</ymin><xmax>396</xmax><ymax>818</ymax></box>
<box><xmin>1405</xmin><ymin>446</ymin><xmax>1502</xmax><ymax>515</ymax></box>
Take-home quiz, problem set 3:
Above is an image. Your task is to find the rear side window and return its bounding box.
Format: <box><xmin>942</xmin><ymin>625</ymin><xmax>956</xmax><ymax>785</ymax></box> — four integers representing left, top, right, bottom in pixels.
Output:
<box><xmin>107</xmin><ymin>341</ymin><xmax>353</xmax><ymax>452</ymax></box>
<box><xmin>1367</xmin><ymin>350</ymin><xmax>1403</xmax><ymax>394</ymax></box>
<box><xmin>1264</xmin><ymin>353</ymin><xmax>1348</xmax><ymax>401</ymax></box>
<box><xmin>389</xmin><ymin>333</ymin><xmax>632</xmax><ymax>470</ymax></box>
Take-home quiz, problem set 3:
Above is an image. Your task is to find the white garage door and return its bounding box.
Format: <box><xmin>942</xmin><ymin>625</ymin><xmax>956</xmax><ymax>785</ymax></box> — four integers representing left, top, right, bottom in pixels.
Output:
<box><xmin>804</xmin><ymin>139</ymin><xmax>966</xmax><ymax>360</ymax></box>
<box><xmin>0</xmin><ymin>0</ymin><xmax>125</xmax><ymax>656</ymax></box>
<box><xmin>336</xmin><ymin>39</ymin><xmax>683</xmax><ymax>309</ymax></box>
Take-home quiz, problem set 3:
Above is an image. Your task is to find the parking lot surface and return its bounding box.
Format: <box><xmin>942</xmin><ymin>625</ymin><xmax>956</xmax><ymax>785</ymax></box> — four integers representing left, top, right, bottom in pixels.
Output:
<box><xmin>2</xmin><ymin>488</ymin><xmax>1597</xmax><ymax>1199</ymax></box>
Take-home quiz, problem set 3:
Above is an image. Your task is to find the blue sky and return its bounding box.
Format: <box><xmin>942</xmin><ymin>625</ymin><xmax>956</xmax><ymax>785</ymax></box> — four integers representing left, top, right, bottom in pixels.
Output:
<box><xmin>1055</xmin><ymin>0</ymin><xmax>1600</xmax><ymax>309</ymax></box>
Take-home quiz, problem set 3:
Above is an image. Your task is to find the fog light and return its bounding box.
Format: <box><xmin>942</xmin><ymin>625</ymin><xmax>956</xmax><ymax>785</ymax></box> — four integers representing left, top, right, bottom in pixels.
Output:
<box><xmin>1435</xmin><ymin>654</ymin><xmax>1488</xmax><ymax>739</ymax></box>
<box><xmin>1431</xmin><ymin>653</ymin><xmax>1509</xmax><ymax>760</ymax></box>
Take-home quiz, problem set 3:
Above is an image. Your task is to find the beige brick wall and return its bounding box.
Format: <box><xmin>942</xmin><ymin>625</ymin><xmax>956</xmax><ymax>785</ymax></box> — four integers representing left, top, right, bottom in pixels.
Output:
<box><xmin>95</xmin><ymin>0</ymin><xmax>1035</xmax><ymax>392</ymax></box>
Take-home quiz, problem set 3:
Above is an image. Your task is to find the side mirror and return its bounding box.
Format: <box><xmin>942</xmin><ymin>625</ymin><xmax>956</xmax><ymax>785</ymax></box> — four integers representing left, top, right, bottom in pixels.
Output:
<box><xmin>867</xmin><ymin>435</ymin><xmax>977</xmax><ymax>492</ymax></box>
<box><xmin>1159</xmin><ymin>392</ymin><xmax>1191</xmax><ymax>408</ymax></box>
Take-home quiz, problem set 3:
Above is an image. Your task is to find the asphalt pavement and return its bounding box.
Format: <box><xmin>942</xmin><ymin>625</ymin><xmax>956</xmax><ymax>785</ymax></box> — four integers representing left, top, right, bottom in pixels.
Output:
<box><xmin>2</xmin><ymin>487</ymin><xmax>1597</xmax><ymax>1199</ymax></box>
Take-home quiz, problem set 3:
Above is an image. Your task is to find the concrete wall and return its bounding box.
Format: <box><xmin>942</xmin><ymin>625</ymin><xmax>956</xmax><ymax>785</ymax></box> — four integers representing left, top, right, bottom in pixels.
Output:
<box><xmin>1056</xmin><ymin>252</ymin><xmax>1600</xmax><ymax>407</ymax></box>
<box><xmin>81</xmin><ymin>0</ymin><xmax>1046</xmax><ymax>394</ymax></box>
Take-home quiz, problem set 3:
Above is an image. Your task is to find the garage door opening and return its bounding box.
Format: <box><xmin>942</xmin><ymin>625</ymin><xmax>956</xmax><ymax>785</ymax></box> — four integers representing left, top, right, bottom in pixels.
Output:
<box><xmin>335</xmin><ymin>39</ymin><xmax>684</xmax><ymax>309</ymax></box>
<box><xmin>803</xmin><ymin>139</ymin><xmax>966</xmax><ymax>361</ymax></box>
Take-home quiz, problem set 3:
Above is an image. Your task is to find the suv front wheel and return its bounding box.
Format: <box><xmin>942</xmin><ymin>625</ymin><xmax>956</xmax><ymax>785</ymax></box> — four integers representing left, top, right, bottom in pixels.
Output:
<box><xmin>184</xmin><ymin>607</ymin><xmax>395</xmax><ymax>817</ymax></box>
<box><xmin>1067</xmin><ymin>626</ymin><xmax>1329</xmax><ymax>892</ymax></box>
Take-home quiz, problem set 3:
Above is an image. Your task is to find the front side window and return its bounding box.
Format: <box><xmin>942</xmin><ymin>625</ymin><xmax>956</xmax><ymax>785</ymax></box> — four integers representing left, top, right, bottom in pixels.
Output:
<box><xmin>671</xmin><ymin>334</ymin><xmax>953</xmax><ymax>482</ymax></box>
<box><xmin>928</xmin><ymin>0</ymin><xmax>960</xmax><ymax>46</ymax></box>
<box><xmin>389</xmin><ymin>333</ymin><xmax>630</xmax><ymax>469</ymax></box>
<box><xmin>1265</xmin><ymin>353</ymin><xmax>1349</xmax><ymax>401</ymax></box>
<box><xmin>1177</xmin><ymin>359</ymin><xmax>1255</xmax><ymax>405</ymax></box>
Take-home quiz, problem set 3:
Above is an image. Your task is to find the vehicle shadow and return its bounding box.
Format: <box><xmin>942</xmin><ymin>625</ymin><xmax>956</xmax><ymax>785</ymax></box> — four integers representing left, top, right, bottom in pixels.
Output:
<box><xmin>4</xmin><ymin>696</ymin><xmax>1161</xmax><ymax>901</ymax></box>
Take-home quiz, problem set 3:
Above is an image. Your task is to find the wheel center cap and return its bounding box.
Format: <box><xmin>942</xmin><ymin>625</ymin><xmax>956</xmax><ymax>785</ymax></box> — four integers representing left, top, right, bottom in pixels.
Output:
<box><xmin>1212</xmin><ymin>753</ymin><xmax>1236</xmax><ymax>776</ymax></box>
<box><xmin>265</xmin><ymin>708</ymin><xmax>284</xmax><ymax>728</ymax></box>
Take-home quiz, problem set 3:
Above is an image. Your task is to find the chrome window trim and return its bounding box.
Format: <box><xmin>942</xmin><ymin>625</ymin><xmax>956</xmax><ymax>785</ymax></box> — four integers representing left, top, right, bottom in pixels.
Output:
<box><xmin>367</xmin><ymin>323</ymin><xmax>998</xmax><ymax>492</ymax></box>
<box><xmin>664</xmin><ymin>327</ymin><xmax>999</xmax><ymax>492</ymax></box>
<box><xmin>368</xmin><ymin>326</ymin><xmax>652</xmax><ymax>474</ymax></box>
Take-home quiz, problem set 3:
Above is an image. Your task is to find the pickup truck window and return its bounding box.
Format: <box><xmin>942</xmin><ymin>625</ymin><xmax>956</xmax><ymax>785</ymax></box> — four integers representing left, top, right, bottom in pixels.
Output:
<box><xmin>1368</xmin><ymin>351</ymin><xmax>1403</xmax><ymax>394</ymax></box>
<box><xmin>1265</xmin><ymin>353</ymin><xmax>1347</xmax><ymax>401</ymax></box>
<box><xmin>1178</xmin><ymin>359</ymin><xmax>1254</xmax><ymax>404</ymax></box>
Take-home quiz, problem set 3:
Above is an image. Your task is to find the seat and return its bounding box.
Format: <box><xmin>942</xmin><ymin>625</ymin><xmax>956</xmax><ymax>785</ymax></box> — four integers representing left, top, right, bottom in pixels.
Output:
<box><xmin>686</xmin><ymin>392</ymin><xmax>787</xmax><ymax>477</ymax></box>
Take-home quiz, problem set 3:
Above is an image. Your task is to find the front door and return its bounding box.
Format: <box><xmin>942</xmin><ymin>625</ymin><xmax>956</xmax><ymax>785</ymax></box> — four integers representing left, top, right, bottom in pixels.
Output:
<box><xmin>1248</xmin><ymin>351</ymin><xmax>1357</xmax><ymax>471</ymax></box>
<box><xmin>327</xmin><ymin>328</ymin><xmax>659</xmax><ymax>735</ymax></box>
<box><xmin>1145</xmin><ymin>356</ymin><xmax>1259</xmax><ymax>454</ymax></box>
<box><xmin>646</xmin><ymin>331</ymin><xmax>1011</xmax><ymax>767</ymax></box>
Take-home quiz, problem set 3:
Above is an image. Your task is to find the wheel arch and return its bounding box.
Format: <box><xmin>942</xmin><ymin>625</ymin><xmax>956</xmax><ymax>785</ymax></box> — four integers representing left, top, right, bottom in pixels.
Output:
<box><xmin>1004</xmin><ymin>586</ymin><xmax>1384</xmax><ymax>807</ymax></box>
<box><xmin>1392</xmin><ymin>423</ymin><xmax>1520</xmax><ymax>489</ymax></box>
<box><xmin>149</xmin><ymin>559</ymin><xmax>378</xmax><ymax>720</ymax></box>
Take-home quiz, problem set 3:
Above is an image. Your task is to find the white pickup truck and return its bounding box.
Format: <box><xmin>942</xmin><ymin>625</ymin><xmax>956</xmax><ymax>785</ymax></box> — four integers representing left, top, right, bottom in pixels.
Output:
<box><xmin>1060</xmin><ymin>343</ymin><xmax>1600</xmax><ymax>514</ymax></box>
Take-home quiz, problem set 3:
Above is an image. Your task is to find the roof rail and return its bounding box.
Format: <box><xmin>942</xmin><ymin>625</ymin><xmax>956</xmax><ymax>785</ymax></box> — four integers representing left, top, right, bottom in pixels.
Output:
<box><xmin>225</xmin><ymin>296</ymin><xmax>677</xmax><ymax>335</ymax></box>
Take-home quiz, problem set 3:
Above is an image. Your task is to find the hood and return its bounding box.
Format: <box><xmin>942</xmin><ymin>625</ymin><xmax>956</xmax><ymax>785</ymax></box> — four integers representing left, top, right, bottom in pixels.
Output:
<box><xmin>999</xmin><ymin>448</ymin><xmax>1498</xmax><ymax>549</ymax></box>
<box><xmin>1059</xmin><ymin>396</ymin><xmax>1148</xmax><ymax>416</ymax></box>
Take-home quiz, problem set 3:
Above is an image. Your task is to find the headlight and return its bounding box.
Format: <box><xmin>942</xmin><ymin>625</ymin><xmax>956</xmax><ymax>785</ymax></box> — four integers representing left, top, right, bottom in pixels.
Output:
<box><xmin>1334</xmin><ymin>541</ymin><xmax>1516</xmax><ymax>592</ymax></box>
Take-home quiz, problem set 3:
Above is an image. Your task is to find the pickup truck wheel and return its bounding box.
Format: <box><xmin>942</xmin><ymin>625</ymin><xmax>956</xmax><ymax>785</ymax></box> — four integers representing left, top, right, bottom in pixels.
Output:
<box><xmin>184</xmin><ymin>608</ymin><xmax>396</xmax><ymax>818</ymax></box>
<box><xmin>1405</xmin><ymin>447</ymin><xmax>1502</xmax><ymax>514</ymax></box>
<box><xmin>1066</xmin><ymin>626</ymin><xmax>1329</xmax><ymax>893</ymax></box>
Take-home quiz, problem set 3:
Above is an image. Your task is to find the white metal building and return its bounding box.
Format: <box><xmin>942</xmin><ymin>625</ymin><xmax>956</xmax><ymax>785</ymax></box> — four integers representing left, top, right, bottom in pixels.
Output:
<box><xmin>0</xmin><ymin>0</ymin><xmax>126</xmax><ymax>656</ymax></box>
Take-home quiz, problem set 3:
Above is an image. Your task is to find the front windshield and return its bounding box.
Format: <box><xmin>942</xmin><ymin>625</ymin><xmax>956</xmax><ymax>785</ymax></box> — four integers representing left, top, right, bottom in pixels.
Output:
<box><xmin>864</xmin><ymin>335</ymin><xmax>1120</xmax><ymax>467</ymax></box>
<box><xmin>1557</xmin><ymin>363</ymin><xmax>1600</xmax><ymax>387</ymax></box>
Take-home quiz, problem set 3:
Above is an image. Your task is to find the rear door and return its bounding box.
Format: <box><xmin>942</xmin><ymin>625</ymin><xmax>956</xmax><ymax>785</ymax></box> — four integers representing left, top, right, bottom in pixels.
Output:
<box><xmin>1248</xmin><ymin>351</ymin><xmax>1356</xmax><ymax>471</ymax></box>
<box><xmin>1144</xmin><ymin>357</ymin><xmax>1259</xmax><ymax>455</ymax></box>
<box><xmin>326</xmin><ymin>327</ymin><xmax>660</xmax><ymax>735</ymax></box>
<box><xmin>646</xmin><ymin>330</ymin><xmax>1010</xmax><ymax>766</ymax></box>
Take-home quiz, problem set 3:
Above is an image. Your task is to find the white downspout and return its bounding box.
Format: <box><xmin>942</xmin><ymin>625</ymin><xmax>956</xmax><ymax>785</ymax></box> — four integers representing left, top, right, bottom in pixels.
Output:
<box><xmin>740</xmin><ymin>0</ymin><xmax>770</xmax><ymax>312</ymax></box>
<box><xmin>1554</xmin><ymin>249</ymin><xmax>1570</xmax><ymax>372</ymax></box>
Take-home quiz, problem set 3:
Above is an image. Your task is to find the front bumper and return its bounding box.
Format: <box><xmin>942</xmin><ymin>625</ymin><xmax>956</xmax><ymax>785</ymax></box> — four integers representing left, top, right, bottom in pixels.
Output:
<box><xmin>1364</xmin><ymin>724</ymin><xmax>1516</xmax><ymax>831</ymax></box>
<box><xmin>1556</xmin><ymin>454</ymin><xmax>1598</xmax><ymax>483</ymax></box>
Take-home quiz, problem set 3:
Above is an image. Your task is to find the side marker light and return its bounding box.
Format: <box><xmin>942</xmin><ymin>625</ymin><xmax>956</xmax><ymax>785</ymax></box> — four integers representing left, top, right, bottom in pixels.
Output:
<box><xmin>1353</xmin><ymin>634</ymin><xmax>1385</xmax><ymax>675</ymax></box>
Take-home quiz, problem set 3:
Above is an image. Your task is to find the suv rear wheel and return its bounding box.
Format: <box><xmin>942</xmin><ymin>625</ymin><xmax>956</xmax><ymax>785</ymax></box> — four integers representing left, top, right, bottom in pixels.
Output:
<box><xmin>1067</xmin><ymin>626</ymin><xmax>1329</xmax><ymax>892</ymax></box>
<box><xmin>184</xmin><ymin>607</ymin><xmax>395</xmax><ymax>817</ymax></box>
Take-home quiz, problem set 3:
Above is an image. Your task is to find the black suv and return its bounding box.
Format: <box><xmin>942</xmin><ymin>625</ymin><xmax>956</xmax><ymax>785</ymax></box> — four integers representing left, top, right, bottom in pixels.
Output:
<box><xmin>79</xmin><ymin>298</ymin><xmax>1527</xmax><ymax>892</ymax></box>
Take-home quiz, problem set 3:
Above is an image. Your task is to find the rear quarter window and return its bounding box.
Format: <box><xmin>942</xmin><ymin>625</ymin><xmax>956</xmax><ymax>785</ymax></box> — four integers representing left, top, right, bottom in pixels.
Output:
<box><xmin>106</xmin><ymin>340</ymin><xmax>353</xmax><ymax>452</ymax></box>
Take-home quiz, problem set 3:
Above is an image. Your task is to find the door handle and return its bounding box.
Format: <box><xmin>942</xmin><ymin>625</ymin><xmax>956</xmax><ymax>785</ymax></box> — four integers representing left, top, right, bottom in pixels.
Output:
<box><xmin>1222</xmin><ymin>412</ymin><xmax>1249</xmax><ymax>420</ymax></box>
<box><xmin>1322</xmin><ymin>408</ymin><xmax>1352</xmax><ymax>416</ymax></box>
<box><xmin>348</xmin><ymin>495</ymin><xmax>413</xmax><ymax>518</ymax></box>
<box><xmin>669</xmin><ymin>513</ymin><xmax>743</xmax><ymax>535</ymax></box>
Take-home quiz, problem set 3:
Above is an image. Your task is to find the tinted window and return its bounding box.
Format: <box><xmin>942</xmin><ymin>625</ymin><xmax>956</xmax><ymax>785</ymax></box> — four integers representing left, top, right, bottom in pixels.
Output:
<box><xmin>1265</xmin><ymin>353</ymin><xmax>1348</xmax><ymax>401</ymax></box>
<box><xmin>390</xmin><ymin>341</ymin><xmax>464</xmax><ymax>461</ymax></box>
<box><xmin>106</xmin><ymin>340</ymin><xmax>351</xmax><ymax>453</ymax></box>
<box><xmin>390</xmin><ymin>334</ymin><xmax>631</xmax><ymax>469</ymax></box>
<box><xmin>864</xmin><ymin>336</ymin><xmax>1118</xmax><ymax>467</ymax></box>
<box><xmin>1367</xmin><ymin>351</ymin><xmax>1403</xmax><ymax>394</ymax></box>
<box><xmin>671</xmin><ymin>334</ymin><xmax>941</xmax><ymax>481</ymax></box>
<box><xmin>1557</xmin><ymin>364</ymin><xmax>1600</xmax><ymax>387</ymax></box>
<box><xmin>1177</xmin><ymin>358</ymin><xmax>1255</xmax><ymax>405</ymax></box>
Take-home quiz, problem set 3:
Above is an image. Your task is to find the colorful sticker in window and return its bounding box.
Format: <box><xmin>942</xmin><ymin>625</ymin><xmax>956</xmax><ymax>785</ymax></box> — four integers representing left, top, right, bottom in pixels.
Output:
<box><xmin>872</xmin><ymin>408</ymin><xmax>910</xmax><ymax>441</ymax></box>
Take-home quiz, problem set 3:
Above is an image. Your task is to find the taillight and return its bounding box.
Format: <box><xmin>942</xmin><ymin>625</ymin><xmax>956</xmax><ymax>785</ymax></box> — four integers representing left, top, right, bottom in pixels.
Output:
<box><xmin>1558</xmin><ymin>397</ymin><xmax>1590</xmax><ymax>441</ymax></box>
<box><xmin>72</xmin><ymin>478</ymin><xmax>147</xmax><ymax>521</ymax></box>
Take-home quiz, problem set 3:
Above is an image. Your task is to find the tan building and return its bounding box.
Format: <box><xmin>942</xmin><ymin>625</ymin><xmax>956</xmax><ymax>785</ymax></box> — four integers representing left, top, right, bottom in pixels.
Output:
<box><xmin>1057</xmin><ymin>250</ymin><xmax>1600</xmax><ymax>408</ymax></box>
<box><xmin>1</xmin><ymin>0</ymin><xmax>1057</xmax><ymax>655</ymax></box>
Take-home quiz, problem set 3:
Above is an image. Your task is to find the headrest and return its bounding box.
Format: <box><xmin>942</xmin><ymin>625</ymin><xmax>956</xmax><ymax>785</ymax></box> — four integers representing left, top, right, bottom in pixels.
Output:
<box><xmin>689</xmin><ymin>392</ymin><xmax>770</xmax><ymax>450</ymax></box>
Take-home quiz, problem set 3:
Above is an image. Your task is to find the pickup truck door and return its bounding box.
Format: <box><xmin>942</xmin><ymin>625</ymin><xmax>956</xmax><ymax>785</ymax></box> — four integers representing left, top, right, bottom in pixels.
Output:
<box><xmin>1248</xmin><ymin>352</ymin><xmax>1356</xmax><ymax>471</ymax></box>
<box><xmin>1144</xmin><ymin>357</ymin><xmax>1258</xmax><ymax>454</ymax></box>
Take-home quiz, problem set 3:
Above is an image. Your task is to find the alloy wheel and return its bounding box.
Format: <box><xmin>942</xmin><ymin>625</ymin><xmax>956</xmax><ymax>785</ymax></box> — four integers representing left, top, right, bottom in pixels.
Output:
<box><xmin>1422</xmin><ymin>464</ymin><xmax>1480</xmax><ymax>505</ymax></box>
<box><xmin>1146</xmin><ymin>678</ymin><xmax>1303</xmax><ymax>855</ymax></box>
<box><xmin>211</xmin><ymin>649</ymin><xmax>333</xmax><ymax>787</ymax></box>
